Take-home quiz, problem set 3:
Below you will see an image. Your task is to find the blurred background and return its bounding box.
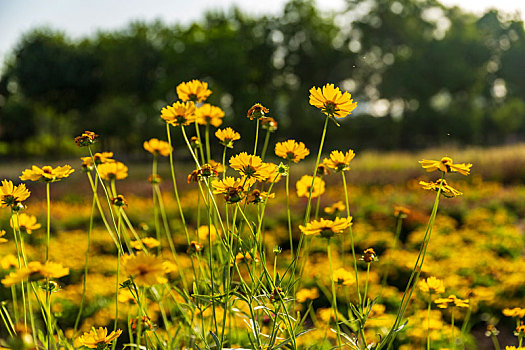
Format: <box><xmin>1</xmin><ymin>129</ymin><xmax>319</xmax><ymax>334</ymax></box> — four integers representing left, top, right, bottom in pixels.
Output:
<box><xmin>1</xmin><ymin>0</ymin><xmax>525</xmax><ymax>158</ymax></box>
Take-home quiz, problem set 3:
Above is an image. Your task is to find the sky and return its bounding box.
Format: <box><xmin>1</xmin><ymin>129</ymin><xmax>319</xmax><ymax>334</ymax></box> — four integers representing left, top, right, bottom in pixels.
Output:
<box><xmin>0</xmin><ymin>0</ymin><xmax>524</xmax><ymax>66</ymax></box>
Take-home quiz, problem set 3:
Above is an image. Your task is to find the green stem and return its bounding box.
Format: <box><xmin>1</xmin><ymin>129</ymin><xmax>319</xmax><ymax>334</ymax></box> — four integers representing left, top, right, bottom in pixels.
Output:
<box><xmin>363</xmin><ymin>263</ymin><xmax>370</xmax><ymax>312</ymax></box>
<box><xmin>327</xmin><ymin>241</ymin><xmax>343</xmax><ymax>348</ymax></box>
<box><xmin>195</xmin><ymin>122</ymin><xmax>206</xmax><ymax>165</ymax></box>
<box><xmin>427</xmin><ymin>296</ymin><xmax>431</xmax><ymax>350</ymax></box>
<box><xmin>286</xmin><ymin>160</ymin><xmax>293</xmax><ymax>257</ymax></box>
<box><xmin>253</xmin><ymin>118</ymin><xmax>260</xmax><ymax>155</ymax></box>
<box><xmin>451</xmin><ymin>308</ymin><xmax>455</xmax><ymax>350</ymax></box>
<box><xmin>205</xmin><ymin>123</ymin><xmax>211</xmax><ymax>163</ymax></box>
<box><xmin>260</xmin><ymin>129</ymin><xmax>271</xmax><ymax>161</ymax></box>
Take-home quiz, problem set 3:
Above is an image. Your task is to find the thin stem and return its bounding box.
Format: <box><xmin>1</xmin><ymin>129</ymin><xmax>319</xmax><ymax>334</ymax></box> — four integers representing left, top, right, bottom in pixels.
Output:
<box><xmin>427</xmin><ymin>296</ymin><xmax>431</xmax><ymax>350</ymax></box>
<box><xmin>451</xmin><ymin>308</ymin><xmax>455</xmax><ymax>350</ymax></box>
<box><xmin>327</xmin><ymin>241</ymin><xmax>343</xmax><ymax>348</ymax></box>
<box><xmin>253</xmin><ymin>118</ymin><xmax>260</xmax><ymax>155</ymax></box>
<box><xmin>260</xmin><ymin>129</ymin><xmax>271</xmax><ymax>161</ymax></box>
<box><xmin>285</xmin><ymin>160</ymin><xmax>293</xmax><ymax>257</ymax></box>
<box><xmin>205</xmin><ymin>123</ymin><xmax>211</xmax><ymax>163</ymax></box>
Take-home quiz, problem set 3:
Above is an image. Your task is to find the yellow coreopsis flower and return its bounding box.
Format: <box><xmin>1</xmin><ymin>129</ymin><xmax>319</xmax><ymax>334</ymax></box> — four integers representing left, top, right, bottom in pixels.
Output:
<box><xmin>324</xmin><ymin>201</ymin><xmax>345</xmax><ymax>215</ymax></box>
<box><xmin>161</xmin><ymin>101</ymin><xmax>196</xmax><ymax>126</ymax></box>
<box><xmin>81</xmin><ymin>152</ymin><xmax>115</xmax><ymax>170</ymax></box>
<box><xmin>97</xmin><ymin>161</ymin><xmax>128</xmax><ymax>181</ymax></box>
<box><xmin>229</xmin><ymin>152</ymin><xmax>271</xmax><ymax>181</ymax></box>
<box><xmin>0</xmin><ymin>180</ymin><xmax>30</xmax><ymax>209</ymax></box>
<box><xmin>298</xmin><ymin>217</ymin><xmax>352</xmax><ymax>238</ymax></box>
<box><xmin>419</xmin><ymin>157</ymin><xmax>472</xmax><ymax>176</ymax></box>
<box><xmin>197</xmin><ymin>225</ymin><xmax>218</xmax><ymax>242</ymax></box>
<box><xmin>143</xmin><ymin>138</ymin><xmax>172</xmax><ymax>157</ymax></box>
<box><xmin>176</xmin><ymin>80</ymin><xmax>212</xmax><ymax>102</ymax></box>
<box><xmin>0</xmin><ymin>230</ymin><xmax>7</xmax><ymax>244</ymax></box>
<box><xmin>503</xmin><ymin>307</ymin><xmax>525</xmax><ymax>318</ymax></box>
<box><xmin>79</xmin><ymin>327</ymin><xmax>122</xmax><ymax>349</ymax></box>
<box><xmin>309</xmin><ymin>83</ymin><xmax>357</xmax><ymax>121</ymax></box>
<box><xmin>130</xmin><ymin>237</ymin><xmax>160</xmax><ymax>250</ymax></box>
<box><xmin>212</xmin><ymin>177</ymin><xmax>247</xmax><ymax>203</ymax></box>
<box><xmin>122</xmin><ymin>252</ymin><xmax>167</xmax><ymax>286</ymax></box>
<box><xmin>435</xmin><ymin>295</ymin><xmax>469</xmax><ymax>309</ymax></box>
<box><xmin>296</xmin><ymin>175</ymin><xmax>325</xmax><ymax>198</ymax></box>
<box><xmin>215</xmin><ymin>127</ymin><xmax>241</xmax><ymax>148</ymax></box>
<box><xmin>296</xmin><ymin>287</ymin><xmax>320</xmax><ymax>303</ymax></box>
<box><xmin>323</xmin><ymin>149</ymin><xmax>355</xmax><ymax>172</ymax></box>
<box><xmin>10</xmin><ymin>213</ymin><xmax>41</xmax><ymax>234</ymax></box>
<box><xmin>274</xmin><ymin>140</ymin><xmax>310</xmax><ymax>163</ymax></box>
<box><xmin>195</xmin><ymin>103</ymin><xmax>225</xmax><ymax>127</ymax></box>
<box><xmin>332</xmin><ymin>267</ymin><xmax>355</xmax><ymax>286</ymax></box>
<box><xmin>1</xmin><ymin>261</ymin><xmax>69</xmax><ymax>287</ymax></box>
<box><xmin>419</xmin><ymin>179</ymin><xmax>463</xmax><ymax>198</ymax></box>
<box><xmin>20</xmin><ymin>165</ymin><xmax>74</xmax><ymax>183</ymax></box>
<box><xmin>419</xmin><ymin>276</ymin><xmax>445</xmax><ymax>294</ymax></box>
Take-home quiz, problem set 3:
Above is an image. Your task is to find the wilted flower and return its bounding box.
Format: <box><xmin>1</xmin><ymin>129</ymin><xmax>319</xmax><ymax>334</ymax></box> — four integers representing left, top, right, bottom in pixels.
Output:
<box><xmin>299</xmin><ymin>217</ymin><xmax>352</xmax><ymax>238</ymax></box>
<box><xmin>362</xmin><ymin>248</ymin><xmax>377</xmax><ymax>263</ymax></box>
<box><xmin>419</xmin><ymin>179</ymin><xmax>463</xmax><ymax>198</ymax></box>
<box><xmin>261</xmin><ymin>117</ymin><xmax>278</xmax><ymax>132</ymax></box>
<box><xmin>316</xmin><ymin>164</ymin><xmax>331</xmax><ymax>177</ymax></box>
<box><xmin>323</xmin><ymin>149</ymin><xmax>355</xmax><ymax>172</ymax></box>
<box><xmin>111</xmin><ymin>194</ymin><xmax>128</xmax><ymax>207</ymax></box>
<box><xmin>215</xmin><ymin>127</ymin><xmax>241</xmax><ymax>148</ymax></box>
<box><xmin>20</xmin><ymin>165</ymin><xmax>74</xmax><ymax>183</ymax></box>
<box><xmin>247</xmin><ymin>189</ymin><xmax>275</xmax><ymax>204</ymax></box>
<box><xmin>74</xmin><ymin>131</ymin><xmax>98</xmax><ymax>147</ymax></box>
<box><xmin>274</xmin><ymin>140</ymin><xmax>310</xmax><ymax>163</ymax></box>
<box><xmin>79</xmin><ymin>327</ymin><xmax>122</xmax><ymax>349</ymax></box>
<box><xmin>195</xmin><ymin>103</ymin><xmax>225</xmax><ymax>127</ymax></box>
<box><xmin>247</xmin><ymin>103</ymin><xmax>269</xmax><ymax>120</ymax></box>
<box><xmin>176</xmin><ymin>80</ymin><xmax>212</xmax><ymax>102</ymax></box>
<box><xmin>419</xmin><ymin>157</ymin><xmax>472</xmax><ymax>176</ymax></box>
<box><xmin>0</xmin><ymin>180</ymin><xmax>30</xmax><ymax>209</ymax></box>
<box><xmin>309</xmin><ymin>84</ymin><xmax>357</xmax><ymax>121</ymax></box>
<box><xmin>161</xmin><ymin>101</ymin><xmax>196</xmax><ymax>126</ymax></box>
<box><xmin>188</xmin><ymin>241</ymin><xmax>204</xmax><ymax>254</ymax></box>
<box><xmin>143</xmin><ymin>138</ymin><xmax>172</xmax><ymax>157</ymax></box>
<box><xmin>296</xmin><ymin>175</ymin><xmax>325</xmax><ymax>198</ymax></box>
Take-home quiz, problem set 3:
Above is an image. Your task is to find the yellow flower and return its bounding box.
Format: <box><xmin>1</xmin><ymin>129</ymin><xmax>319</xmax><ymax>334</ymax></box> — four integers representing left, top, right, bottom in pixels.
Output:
<box><xmin>247</xmin><ymin>189</ymin><xmax>275</xmax><ymax>204</ymax></box>
<box><xmin>332</xmin><ymin>268</ymin><xmax>355</xmax><ymax>286</ymax></box>
<box><xmin>419</xmin><ymin>157</ymin><xmax>472</xmax><ymax>176</ymax></box>
<box><xmin>298</xmin><ymin>217</ymin><xmax>352</xmax><ymax>238</ymax></box>
<box><xmin>296</xmin><ymin>175</ymin><xmax>325</xmax><ymax>198</ymax></box>
<box><xmin>10</xmin><ymin>213</ymin><xmax>41</xmax><ymax>234</ymax></box>
<box><xmin>246</xmin><ymin>103</ymin><xmax>269</xmax><ymax>120</ymax></box>
<box><xmin>233</xmin><ymin>251</ymin><xmax>260</xmax><ymax>265</ymax></box>
<box><xmin>1</xmin><ymin>261</ymin><xmax>69</xmax><ymax>287</ymax></box>
<box><xmin>394</xmin><ymin>205</ymin><xmax>411</xmax><ymax>217</ymax></box>
<box><xmin>79</xmin><ymin>327</ymin><xmax>122</xmax><ymax>349</ymax></box>
<box><xmin>130</xmin><ymin>237</ymin><xmax>160</xmax><ymax>250</ymax></box>
<box><xmin>160</xmin><ymin>101</ymin><xmax>196</xmax><ymax>126</ymax></box>
<box><xmin>296</xmin><ymin>288</ymin><xmax>319</xmax><ymax>303</ymax></box>
<box><xmin>143</xmin><ymin>138</ymin><xmax>172</xmax><ymax>157</ymax></box>
<box><xmin>503</xmin><ymin>307</ymin><xmax>525</xmax><ymax>318</ymax></box>
<box><xmin>0</xmin><ymin>180</ymin><xmax>30</xmax><ymax>208</ymax></box>
<box><xmin>323</xmin><ymin>149</ymin><xmax>355</xmax><ymax>172</ymax></box>
<box><xmin>505</xmin><ymin>347</ymin><xmax>525</xmax><ymax>350</ymax></box>
<box><xmin>74</xmin><ymin>130</ymin><xmax>99</xmax><ymax>147</ymax></box>
<box><xmin>212</xmin><ymin>177</ymin><xmax>247</xmax><ymax>203</ymax></box>
<box><xmin>197</xmin><ymin>225</ymin><xmax>218</xmax><ymax>242</ymax></box>
<box><xmin>97</xmin><ymin>161</ymin><xmax>128</xmax><ymax>181</ymax></box>
<box><xmin>324</xmin><ymin>201</ymin><xmax>345</xmax><ymax>215</ymax></box>
<box><xmin>81</xmin><ymin>152</ymin><xmax>115</xmax><ymax>170</ymax></box>
<box><xmin>176</xmin><ymin>80</ymin><xmax>212</xmax><ymax>102</ymax></box>
<box><xmin>122</xmin><ymin>252</ymin><xmax>167</xmax><ymax>286</ymax></box>
<box><xmin>274</xmin><ymin>140</ymin><xmax>310</xmax><ymax>163</ymax></box>
<box><xmin>20</xmin><ymin>165</ymin><xmax>74</xmax><ymax>182</ymax></box>
<box><xmin>309</xmin><ymin>84</ymin><xmax>357</xmax><ymax>120</ymax></box>
<box><xmin>1</xmin><ymin>254</ymin><xmax>18</xmax><ymax>269</ymax></box>
<box><xmin>215</xmin><ymin>127</ymin><xmax>241</xmax><ymax>148</ymax></box>
<box><xmin>229</xmin><ymin>152</ymin><xmax>271</xmax><ymax>181</ymax></box>
<box><xmin>419</xmin><ymin>276</ymin><xmax>445</xmax><ymax>294</ymax></box>
<box><xmin>195</xmin><ymin>103</ymin><xmax>225</xmax><ymax>127</ymax></box>
<box><xmin>435</xmin><ymin>295</ymin><xmax>469</xmax><ymax>309</ymax></box>
<box><xmin>419</xmin><ymin>179</ymin><xmax>463</xmax><ymax>198</ymax></box>
<box><xmin>0</xmin><ymin>230</ymin><xmax>7</xmax><ymax>244</ymax></box>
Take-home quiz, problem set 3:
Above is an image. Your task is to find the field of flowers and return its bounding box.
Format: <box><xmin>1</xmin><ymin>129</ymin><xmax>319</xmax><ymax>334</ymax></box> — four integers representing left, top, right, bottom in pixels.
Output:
<box><xmin>0</xmin><ymin>81</ymin><xmax>524</xmax><ymax>350</ymax></box>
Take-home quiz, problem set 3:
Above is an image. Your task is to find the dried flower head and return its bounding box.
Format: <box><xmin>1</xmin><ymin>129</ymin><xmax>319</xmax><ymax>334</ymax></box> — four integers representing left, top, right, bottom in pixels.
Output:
<box><xmin>74</xmin><ymin>131</ymin><xmax>98</xmax><ymax>147</ymax></box>
<box><xmin>247</xmin><ymin>103</ymin><xmax>269</xmax><ymax>120</ymax></box>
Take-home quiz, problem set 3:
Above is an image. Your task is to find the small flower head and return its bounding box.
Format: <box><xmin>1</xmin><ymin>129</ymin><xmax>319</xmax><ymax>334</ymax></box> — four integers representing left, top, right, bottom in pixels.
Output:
<box><xmin>316</xmin><ymin>164</ymin><xmax>331</xmax><ymax>177</ymax></box>
<box><xmin>20</xmin><ymin>165</ymin><xmax>74</xmax><ymax>183</ymax></box>
<box><xmin>111</xmin><ymin>194</ymin><xmax>128</xmax><ymax>208</ymax></box>
<box><xmin>79</xmin><ymin>327</ymin><xmax>122</xmax><ymax>349</ymax></box>
<box><xmin>323</xmin><ymin>149</ymin><xmax>355</xmax><ymax>172</ymax></box>
<box><xmin>247</xmin><ymin>103</ymin><xmax>269</xmax><ymax>120</ymax></box>
<box><xmin>190</xmin><ymin>136</ymin><xmax>201</xmax><ymax>149</ymax></box>
<box><xmin>148</xmin><ymin>174</ymin><xmax>162</xmax><ymax>185</ymax></box>
<box><xmin>270</xmin><ymin>287</ymin><xmax>285</xmax><ymax>303</ymax></box>
<box><xmin>161</xmin><ymin>101</ymin><xmax>196</xmax><ymax>126</ymax></box>
<box><xmin>261</xmin><ymin>117</ymin><xmax>278</xmax><ymax>132</ymax></box>
<box><xmin>332</xmin><ymin>267</ymin><xmax>355</xmax><ymax>286</ymax></box>
<box><xmin>10</xmin><ymin>213</ymin><xmax>41</xmax><ymax>234</ymax></box>
<box><xmin>394</xmin><ymin>205</ymin><xmax>411</xmax><ymax>218</ymax></box>
<box><xmin>176</xmin><ymin>80</ymin><xmax>212</xmax><ymax>102</ymax></box>
<box><xmin>309</xmin><ymin>84</ymin><xmax>357</xmax><ymax>122</ymax></box>
<box><xmin>435</xmin><ymin>295</ymin><xmax>469</xmax><ymax>309</ymax></box>
<box><xmin>81</xmin><ymin>152</ymin><xmax>114</xmax><ymax>171</ymax></box>
<box><xmin>516</xmin><ymin>322</ymin><xmax>525</xmax><ymax>336</ymax></box>
<box><xmin>144</xmin><ymin>138</ymin><xmax>172</xmax><ymax>157</ymax></box>
<box><xmin>97</xmin><ymin>162</ymin><xmax>128</xmax><ymax>181</ymax></box>
<box><xmin>233</xmin><ymin>251</ymin><xmax>260</xmax><ymax>265</ymax></box>
<box><xmin>188</xmin><ymin>241</ymin><xmax>204</xmax><ymax>254</ymax></box>
<box><xmin>296</xmin><ymin>175</ymin><xmax>325</xmax><ymax>198</ymax></box>
<box><xmin>419</xmin><ymin>276</ymin><xmax>445</xmax><ymax>294</ymax></box>
<box><xmin>215</xmin><ymin>127</ymin><xmax>241</xmax><ymax>148</ymax></box>
<box><xmin>299</xmin><ymin>217</ymin><xmax>352</xmax><ymax>238</ymax></box>
<box><xmin>187</xmin><ymin>164</ymin><xmax>219</xmax><ymax>184</ymax></box>
<box><xmin>74</xmin><ymin>131</ymin><xmax>98</xmax><ymax>147</ymax></box>
<box><xmin>362</xmin><ymin>248</ymin><xmax>377</xmax><ymax>263</ymax></box>
<box><xmin>122</xmin><ymin>252</ymin><xmax>167</xmax><ymax>286</ymax></box>
<box><xmin>274</xmin><ymin>140</ymin><xmax>310</xmax><ymax>163</ymax></box>
<box><xmin>296</xmin><ymin>288</ymin><xmax>319</xmax><ymax>303</ymax></box>
<box><xmin>247</xmin><ymin>189</ymin><xmax>275</xmax><ymax>204</ymax></box>
<box><xmin>195</xmin><ymin>103</ymin><xmax>225</xmax><ymax>127</ymax></box>
<box><xmin>130</xmin><ymin>237</ymin><xmax>160</xmax><ymax>250</ymax></box>
<box><xmin>485</xmin><ymin>324</ymin><xmax>500</xmax><ymax>337</ymax></box>
<box><xmin>419</xmin><ymin>157</ymin><xmax>472</xmax><ymax>176</ymax></box>
<box><xmin>419</xmin><ymin>179</ymin><xmax>463</xmax><ymax>198</ymax></box>
<box><xmin>0</xmin><ymin>180</ymin><xmax>30</xmax><ymax>209</ymax></box>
